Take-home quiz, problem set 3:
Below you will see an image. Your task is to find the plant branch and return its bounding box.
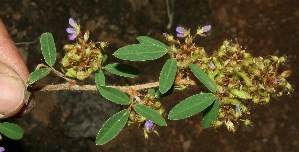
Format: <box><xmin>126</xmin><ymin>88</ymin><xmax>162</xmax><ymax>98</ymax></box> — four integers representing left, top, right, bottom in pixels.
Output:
<box><xmin>36</xmin><ymin>79</ymin><xmax>196</xmax><ymax>94</ymax></box>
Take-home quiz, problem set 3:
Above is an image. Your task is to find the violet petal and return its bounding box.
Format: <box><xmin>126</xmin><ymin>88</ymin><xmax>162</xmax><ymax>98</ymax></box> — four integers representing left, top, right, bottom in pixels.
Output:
<box><xmin>144</xmin><ymin>120</ymin><xmax>154</xmax><ymax>131</ymax></box>
<box><xmin>69</xmin><ymin>18</ymin><xmax>77</xmax><ymax>27</ymax></box>
<box><xmin>176</xmin><ymin>26</ymin><xmax>185</xmax><ymax>34</ymax></box>
<box><xmin>66</xmin><ymin>27</ymin><xmax>76</xmax><ymax>33</ymax></box>
<box><xmin>68</xmin><ymin>33</ymin><xmax>77</xmax><ymax>40</ymax></box>
<box><xmin>176</xmin><ymin>33</ymin><xmax>184</xmax><ymax>38</ymax></box>
<box><xmin>202</xmin><ymin>25</ymin><xmax>211</xmax><ymax>32</ymax></box>
<box><xmin>0</xmin><ymin>147</ymin><xmax>4</xmax><ymax>152</ymax></box>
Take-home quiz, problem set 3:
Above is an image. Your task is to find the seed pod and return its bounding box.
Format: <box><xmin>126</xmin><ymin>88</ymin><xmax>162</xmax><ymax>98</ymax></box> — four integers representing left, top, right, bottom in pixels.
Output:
<box><xmin>154</xmin><ymin>101</ymin><xmax>162</xmax><ymax>109</ymax></box>
<box><xmin>271</xmin><ymin>56</ymin><xmax>279</xmax><ymax>62</ymax></box>
<box><xmin>252</xmin><ymin>95</ymin><xmax>260</xmax><ymax>103</ymax></box>
<box><xmin>218</xmin><ymin>111</ymin><xmax>225</xmax><ymax>118</ymax></box>
<box><xmin>213</xmin><ymin>120</ymin><xmax>223</xmax><ymax>128</ymax></box>
<box><xmin>243</xmin><ymin>119</ymin><xmax>252</xmax><ymax>126</ymax></box>
<box><xmin>202</xmin><ymin>57</ymin><xmax>210</xmax><ymax>63</ymax></box>
<box><xmin>223</xmin><ymin>98</ymin><xmax>240</xmax><ymax>105</ymax></box>
<box><xmin>236</xmin><ymin>72</ymin><xmax>252</xmax><ymax>86</ymax></box>
<box><xmin>225</xmin><ymin>120</ymin><xmax>235</xmax><ymax>132</ymax></box>
<box><xmin>231</xmin><ymin>46</ymin><xmax>238</xmax><ymax>52</ymax></box>
<box><xmin>280</xmin><ymin>70</ymin><xmax>291</xmax><ymax>77</ymax></box>
<box><xmin>76</xmin><ymin>71</ymin><xmax>86</xmax><ymax>80</ymax></box>
<box><xmin>212</xmin><ymin>58</ymin><xmax>222</xmax><ymax>69</ymax></box>
<box><xmin>243</xmin><ymin>52</ymin><xmax>252</xmax><ymax>59</ymax></box>
<box><xmin>61</xmin><ymin>57</ymin><xmax>70</xmax><ymax>67</ymax></box>
<box><xmin>279</xmin><ymin>56</ymin><xmax>286</xmax><ymax>63</ymax></box>
<box><xmin>230</xmin><ymin>89</ymin><xmax>252</xmax><ymax>99</ymax></box>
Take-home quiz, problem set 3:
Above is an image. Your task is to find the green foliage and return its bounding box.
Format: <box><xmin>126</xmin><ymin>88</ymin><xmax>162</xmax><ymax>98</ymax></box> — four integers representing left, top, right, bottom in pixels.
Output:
<box><xmin>98</xmin><ymin>86</ymin><xmax>130</xmax><ymax>105</ymax></box>
<box><xmin>113</xmin><ymin>36</ymin><xmax>168</xmax><ymax>61</ymax></box>
<box><xmin>27</xmin><ymin>68</ymin><xmax>51</xmax><ymax>85</ymax></box>
<box><xmin>95</xmin><ymin>70</ymin><xmax>105</xmax><ymax>86</ymax></box>
<box><xmin>136</xmin><ymin>36</ymin><xmax>169</xmax><ymax>50</ymax></box>
<box><xmin>0</xmin><ymin>122</ymin><xmax>24</xmax><ymax>140</ymax></box>
<box><xmin>159</xmin><ymin>58</ymin><xmax>178</xmax><ymax>94</ymax></box>
<box><xmin>189</xmin><ymin>64</ymin><xmax>217</xmax><ymax>92</ymax></box>
<box><xmin>168</xmin><ymin>93</ymin><xmax>216</xmax><ymax>120</ymax></box>
<box><xmin>133</xmin><ymin>104</ymin><xmax>167</xmax><ymax>126</ymax></box>
<box><xmin>40</xmin><ymin>32</ymin><xmax>57</xmax><ymax>67</ymax></box>
<box><xmin>104</xmin><ymin>63</ymin><xmax>139</xmax><ymax>78</ymax></box>
<box><xmin>201</xmin><ymin>100</ymin><xmax>220</xmax><ymax>129</ymax></box>
<box><xmin>96</xmin><ymin>109</ymin><xmax>129</xmax><ymax>145</ymax></box>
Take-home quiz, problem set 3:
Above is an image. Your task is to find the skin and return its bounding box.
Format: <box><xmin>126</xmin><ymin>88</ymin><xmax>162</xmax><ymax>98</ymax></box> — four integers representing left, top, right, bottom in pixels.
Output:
<box><xmin>0</xmin><ymin>18</ymin><xmax>29</xmax><ymax>118</ymax></box>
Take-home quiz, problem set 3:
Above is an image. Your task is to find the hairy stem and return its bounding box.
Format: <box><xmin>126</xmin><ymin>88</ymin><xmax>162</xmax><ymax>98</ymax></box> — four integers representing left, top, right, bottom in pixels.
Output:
<box><xmin>36</xmin><ymin>79</ymin><xmax>196</xmax><ymax>94</ymax></box>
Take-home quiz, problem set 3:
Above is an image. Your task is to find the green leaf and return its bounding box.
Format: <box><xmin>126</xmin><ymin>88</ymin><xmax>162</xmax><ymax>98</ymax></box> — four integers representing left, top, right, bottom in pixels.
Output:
<box><xmin>96</xmin><ymin>109</ymin><xmax>129</xmax><ymax>145</ymax></box>
<box><xmin>98</xmin><ymin>86</ymin><xmax>130</xmax><ymax>105</ymax></box>
<box><xmin>133</xmin><ymin>104</ymin><xmax>167</xmax><ymax>126</ymax></box>
<box><xmin>104</xmin><ymin>63</ymin><xmax>139</xmax><ymax>78</ymax></box>
<box><xmin>102</xmin><ymin>54</ymin><xmax>108</xmax><ymax>64</ymax></box>
<box><xmin>95</xmin><ymin>70</ymin><xmax>105</xmax><ymax>86</ymax></box>
<box><xmin>136</xmin><ymin>36</ymin><xmax>169</xmax><ymax>50</ymax></box>
<box><xmin>155</xmin><ymin>86</ymin><xmax>175</xmax><ymax>98</ymax></box>
<box><xmin>201</xmin><ymin>99</ymin><xmax>220</xmax><ymax>129</ymax></box>
<box><xmin>189</xmin><ymin>64</ymin><xmax>217</xmax><ymax>92</ymax></box>
<box><xmin>27</xmin><ymin>68</ymin><xmax>51</xmax><ymax>85</ymax></box>
<box><xmin>113</xmin><ymin>44</ymin><xmax>167</xmax><ymax>61</ymax></box>
<box><xmin>159</xmin><ymin>58</ymin><xmax>177</xmax><ymax>94</ymax></box>
<box><xmin>0</xmin><ymin>122</ymin><xmax>24</xmax><ymax>140</ymax></box>
<box><xmin>168</xmin><ymin>93</ymin><xmax>216</xmax><ymax>120</ymax></box>
<box><xmin>40</xmin><ymin>32</ymin><xmax>57</xmax><ymax>67</ymax></box>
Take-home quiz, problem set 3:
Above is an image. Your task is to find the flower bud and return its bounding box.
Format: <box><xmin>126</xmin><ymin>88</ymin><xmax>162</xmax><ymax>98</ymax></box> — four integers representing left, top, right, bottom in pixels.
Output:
<box><xmin>84</xmin><ymin>31</ymin><xmax>90</xmax><ymax>41</ymax></box>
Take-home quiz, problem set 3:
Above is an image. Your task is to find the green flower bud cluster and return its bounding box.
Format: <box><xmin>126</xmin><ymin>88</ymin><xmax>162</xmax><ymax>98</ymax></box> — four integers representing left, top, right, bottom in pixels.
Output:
<box><xmin>61</xmin><ymin>31</ymin><xmax>108</xmax><ymax>81</ymax></box>
<box><xmin>164</xmin><ymin>32</ymin><xmax>207</xmax><ymax>70</ymax></box>
<box><xmin>197</xmin><ymin>40</ymin><xmax>292</xmax><ymax>131</ymax></box>
<box><xmin>164</xmin><ymin>27</ymin><xmax>291</xmax><ymax>131</ymax></box>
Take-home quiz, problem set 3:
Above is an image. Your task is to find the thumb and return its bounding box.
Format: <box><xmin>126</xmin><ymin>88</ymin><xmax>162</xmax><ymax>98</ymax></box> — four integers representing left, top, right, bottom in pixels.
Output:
<box><xmin>0</xmin><ymin>61</ymin><xmax>25</xmax><ymax>118</ymax></box>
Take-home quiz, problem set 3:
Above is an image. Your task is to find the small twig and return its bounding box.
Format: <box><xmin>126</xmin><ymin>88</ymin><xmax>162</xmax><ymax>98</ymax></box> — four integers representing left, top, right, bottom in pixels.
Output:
<box><xmin>49</xmin><ymin>66</ymin><xmax>73</xmax><ymax>82</ymax></box>
<box><xmin>166</xmin><ymin>0</ymin><xmax>174</xmax><ymax>30</ymax></box>
<box><xmin>38</xmin><ymin>64</ymin><xmax>73</xmax><ymax>82</ymax></box>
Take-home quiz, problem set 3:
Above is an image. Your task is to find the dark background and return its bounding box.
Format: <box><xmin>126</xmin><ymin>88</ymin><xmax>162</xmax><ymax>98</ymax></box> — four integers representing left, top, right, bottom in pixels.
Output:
<box><xmin>0</xmin><ymin>0</ymin><xmax>298</xmax><ymax>151</ymax></box>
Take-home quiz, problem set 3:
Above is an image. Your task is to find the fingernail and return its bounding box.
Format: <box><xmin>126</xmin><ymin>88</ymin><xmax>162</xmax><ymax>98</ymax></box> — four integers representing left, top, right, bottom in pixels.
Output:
<box><xmin>0</xmin><ymin>73</ymin><xmax>24</xmax><ymax>116</ymax></box>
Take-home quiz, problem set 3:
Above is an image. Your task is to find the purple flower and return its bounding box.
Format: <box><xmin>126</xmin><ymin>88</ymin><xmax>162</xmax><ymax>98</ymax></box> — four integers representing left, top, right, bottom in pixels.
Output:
<box><xmin>176</xmin><ymin>26</ymin><xmax>187</xmax><ymax>38</ymax></box>
<box><xmin>197</xmin><ymin>25</ymin><xmax>211</xmax><ymax>36</ymax></box>
<box><xmin>0</xmin><ymin>147</ymin><xmax>5</xmax><ymax>152</ymax></box>
<box><xmin>202</xmin><ymin>25</ymin><xmax>211</xmax><ymax>32</ymax></box>
<box><xmin>66</xmin><ymin>18</ymin><xmax>80</xmax><ymax>40</ymax></box>
<box><xmin>144</xmin><ymin>120</ymin><xmax>154</xmax><ymax>131</ymax></box>
<box><xmin>209</xmin><ymin>61</ymin><xmax>215</xmax><ymax>69</ymax></box>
